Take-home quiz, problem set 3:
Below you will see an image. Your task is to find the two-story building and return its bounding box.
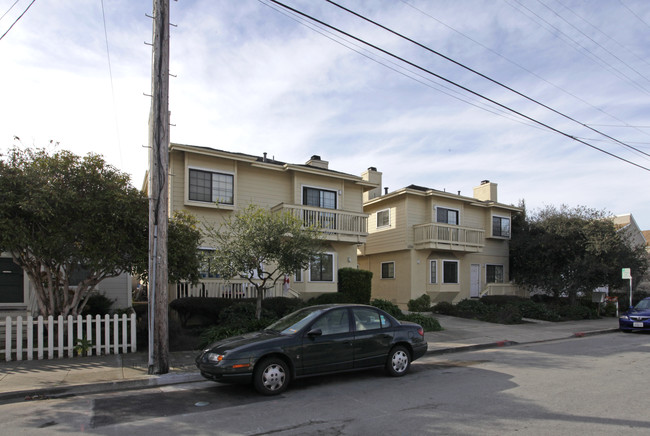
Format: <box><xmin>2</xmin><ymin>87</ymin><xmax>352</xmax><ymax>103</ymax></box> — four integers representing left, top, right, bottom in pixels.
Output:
<box><xmin>358</xmin><ymin>168</ymin><xmax>523</xmax><ymax>308</ymax></box>
<box><xmin>168</xmin><ymin>143</ymin><xmax>379</xmax><ymax>300</ymax></box>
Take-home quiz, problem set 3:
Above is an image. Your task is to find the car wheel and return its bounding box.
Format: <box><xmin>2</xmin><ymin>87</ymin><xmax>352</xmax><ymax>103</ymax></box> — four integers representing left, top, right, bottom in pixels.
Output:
<box><xmin>386</xmin><ymin>345</ymin><xmax>410</xmax><ymax>377</ymax></box>
<box><xmin>254</xmin><ymin>357</ymin><xmax>289</xmax><ymax>395</ymax></box>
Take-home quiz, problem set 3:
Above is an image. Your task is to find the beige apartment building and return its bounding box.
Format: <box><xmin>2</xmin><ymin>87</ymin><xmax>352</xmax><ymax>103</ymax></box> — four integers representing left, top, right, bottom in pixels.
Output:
<box><xmin>358</xmin><ymin>168</ymin><xmax>524</xmax><ymax>308</ymax></box>
<box><xmin>168</xmin><ymin>144</ymin><xmax>379</xmax><ymax>300</ymax></box>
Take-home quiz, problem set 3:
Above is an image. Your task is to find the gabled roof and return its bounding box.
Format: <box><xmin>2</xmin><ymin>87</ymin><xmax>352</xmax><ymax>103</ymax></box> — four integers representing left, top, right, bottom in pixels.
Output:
<box><xmin>169</xmin><ymin>143</ymin><xmax>379</xmax><ymax>190</ymax></box>
<box><xmin>366</xmin><ymin>183</ymin><xmax>521</xmax><ymax>212</ymax></box>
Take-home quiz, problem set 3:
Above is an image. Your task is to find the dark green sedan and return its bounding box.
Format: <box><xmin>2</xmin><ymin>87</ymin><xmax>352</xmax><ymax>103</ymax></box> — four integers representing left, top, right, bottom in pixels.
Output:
<box><xmin>195</xmin><ymin>304</ymin><xmax>428</xmax><ymax>395</ymax></box>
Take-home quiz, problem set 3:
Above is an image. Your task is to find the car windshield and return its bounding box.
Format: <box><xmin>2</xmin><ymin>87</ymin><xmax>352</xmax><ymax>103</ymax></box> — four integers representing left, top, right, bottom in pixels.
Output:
<box><xmin>265</xmin><ymin>306</ymin><xmax>328</xmax><ymax>335</ymax></box>
<box><xmin>634</xmin><ymin>299</ymin><xmax>650</xmax><ymax>310</ymax></box>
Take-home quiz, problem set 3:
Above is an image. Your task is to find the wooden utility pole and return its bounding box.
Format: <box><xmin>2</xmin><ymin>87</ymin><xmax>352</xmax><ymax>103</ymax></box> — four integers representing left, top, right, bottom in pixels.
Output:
<box><xmin>148</xmin><ymin>0</ymin><xmax>170</xmax><ymax>375</ymax></box>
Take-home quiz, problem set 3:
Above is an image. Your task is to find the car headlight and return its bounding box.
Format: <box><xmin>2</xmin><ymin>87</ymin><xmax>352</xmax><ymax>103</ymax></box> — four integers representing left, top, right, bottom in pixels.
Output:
<box><xmin>619</xmin><ymin>315</ymin><xmax>629</xmax><ymax>320</ymax></box>
<box><xmin>206</xmin><ymin>352</ymin><xmax>225</xmax><ymax>363</ymax></box>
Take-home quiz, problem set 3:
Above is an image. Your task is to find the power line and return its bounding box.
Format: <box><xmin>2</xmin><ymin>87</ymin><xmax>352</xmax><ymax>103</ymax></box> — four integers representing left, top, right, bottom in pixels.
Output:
<box><xmin>0</xmin><ymin>0</ymin><xmax>21</xmax><ymax>22</ymax></box>
<box><xmin>99</xmin><ymin>0</ymin><xmax>122</xmax><ymax>165</ymax></box>
<box><xmin>0</xmin><ymin>0</ymin><xmax>36</xmax><ymax>42</ymax></box>
<box><xmin>323</xmin><ymin>0</ymin><xmax>650</xmax><ymax>160</ymax></box>
<box><xmin>265</xmin><ymin>0</ymin><xmax>650</xmax><ymax>172</ymax></box>
<box><xmin>398</xmin><ymin>0</ymin><xmax>650</xmax><ymax>143</ymax></box>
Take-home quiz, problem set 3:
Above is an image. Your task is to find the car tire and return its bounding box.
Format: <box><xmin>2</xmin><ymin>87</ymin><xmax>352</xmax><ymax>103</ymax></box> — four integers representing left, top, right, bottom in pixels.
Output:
<box><xmin>254</xmin><ymin>357</ymin><xmax>289</xmax><ymax>395</ymax></box>
<box><xmin>386</xmin><ymin>345</ymin><xmax>410</xmax><ymax>377</ymax></box>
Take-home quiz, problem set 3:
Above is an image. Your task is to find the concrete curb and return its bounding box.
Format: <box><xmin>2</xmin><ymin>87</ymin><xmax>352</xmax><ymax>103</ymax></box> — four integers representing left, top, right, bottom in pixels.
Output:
<box><xmin>0</xmin><ymin>372</ymin><xmax>205</xmax><ymax>404</ymax></box>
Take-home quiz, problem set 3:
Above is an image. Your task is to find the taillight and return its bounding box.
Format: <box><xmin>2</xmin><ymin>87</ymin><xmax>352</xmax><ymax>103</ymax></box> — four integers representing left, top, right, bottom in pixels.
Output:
<box><xmin>417</xmin><ymin>327</ymin><xmax>424</xmax><ymax>336</ymax></box>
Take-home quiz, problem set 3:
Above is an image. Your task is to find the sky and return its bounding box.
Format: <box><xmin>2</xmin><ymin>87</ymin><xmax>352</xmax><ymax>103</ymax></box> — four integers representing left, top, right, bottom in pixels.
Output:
<box><xmin>1</xmin><ymin>0</ymin><xmax>649</xmax><ymax>229</ymax></box>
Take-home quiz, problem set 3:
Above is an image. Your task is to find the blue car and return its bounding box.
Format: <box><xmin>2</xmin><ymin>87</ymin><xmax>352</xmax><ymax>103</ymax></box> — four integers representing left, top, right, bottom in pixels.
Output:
<box><xmin>619</xmin><ymin>297</ymin><xmax>650</xmax><ymax>332</ymax></box>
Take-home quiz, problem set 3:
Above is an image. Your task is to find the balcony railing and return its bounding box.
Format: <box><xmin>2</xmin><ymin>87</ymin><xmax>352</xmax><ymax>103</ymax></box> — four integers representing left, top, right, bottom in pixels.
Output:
<box><xmin>175</xmin><ymin>279</ymin><xmax>297</xmax><ymax>300</ymax></box>
<box><xmin>413</xmin><ymin>223</ymin><xmax>485</xmax><ymax>252</ymax></box>
<box><xmin>271</xmin><ymin>203</ymin><xmax>369</xmax><ymax>243</ymax></box>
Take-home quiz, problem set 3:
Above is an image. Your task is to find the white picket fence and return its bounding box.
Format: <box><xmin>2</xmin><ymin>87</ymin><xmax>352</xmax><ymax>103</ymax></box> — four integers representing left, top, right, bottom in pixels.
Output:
<box><xmin>1</xmin><ymin>313</ymin><xmax>137</xmax><ymax>361</ymax></box>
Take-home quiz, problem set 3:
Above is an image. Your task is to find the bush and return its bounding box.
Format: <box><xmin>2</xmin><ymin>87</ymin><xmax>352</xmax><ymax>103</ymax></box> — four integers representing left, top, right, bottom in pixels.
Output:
<box><xmin>81</xmin><ymin>293</ymin><xmax>114</xmax><ymax>316</ymax></box>
<box><xmin>432</xmin><ymin>301</ymin><xmax>455</xmax><ymax>315</ymax></box>
<box><xmin>338</xmin><ymin>268</ymin><xmax>373</xmax><ymax>304</ymax></box>
<box><xmin>517</xmin><ymin>299</ymin><xmax>560</xmax><ymax>321</ymax></box>
<box><xmin>307</xmin><ymin>292</ymin><xmax>354</xmax><ymax>305</ymax></box>
<box><xmin>407</xmin><ymin>294</ymin><xmax>431</xmax><ymax>312</ymax></box>
<box><xmin>169</xmin><ymin>297</ymin><xmax>254</xmax><ymax>327</ymax></box>
<box><xmin>199</xmin><ymin>325</ymin><xmax>247</xmax><ymax>348</ymax></box>
<box><xmin>454</xmin><ymin>299</ymin><xmax>490</xmax><ymax>317</ymax></box>
<box><xmin>219</xmin><ymin>302</ymin><xmax>275</xmax><ymax>328</ymax></box>
<box><xmin>554</xmin><ymin>304</ymin><xmax>598</xmax><ymax>320</ymax></box>
<box><xmin>262</xmin><ymin>297</ymin><xmax>306</xmax><ymax>318</ymax></box>
<box><xmin>370</xmin><ymin>299</ymin><xmax>403</xmax><ymax>318</ymax></box>
<box><xmin>481</xmin><ymin>295</ymin><xmax>529</xmax><ymax>306</ymax></box>
<box><xmin>400</xmin><ymin>313</ymin><xmax>442</xmax><ymax>331</ymax></box>
<box><xmin>480</xmin><ymin>304</ymin><xmax>523</xmax><ymax>324</ymax></box>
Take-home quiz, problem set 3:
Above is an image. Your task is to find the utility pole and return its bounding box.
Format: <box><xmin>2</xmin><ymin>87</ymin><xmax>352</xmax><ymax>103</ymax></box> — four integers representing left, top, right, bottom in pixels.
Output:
<box><xmin>148</xmin><ymin>0</ymin><xmax>170</xmax><ymax>375</ymax></box>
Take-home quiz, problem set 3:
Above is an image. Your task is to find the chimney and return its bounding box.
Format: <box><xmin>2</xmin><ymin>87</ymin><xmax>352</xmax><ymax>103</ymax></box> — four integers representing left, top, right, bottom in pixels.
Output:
<box><xmin>362</xmin><ymin>167</ymin><xmax>383</xmax><ymax>202</ymax></box>
<box><xmin>306</xmin><ymin>155</ymin><xmax>329</xmax><ymax>169</ymax></box>
<box><xmin>473</xmin><ymin>180</ymin><xmax>498</xmax><ymax>202</ymax></box>
<box><xmin>263</xmin><ymin>152</ymin><xmax>267</xmax><ymax>163</ymax></box>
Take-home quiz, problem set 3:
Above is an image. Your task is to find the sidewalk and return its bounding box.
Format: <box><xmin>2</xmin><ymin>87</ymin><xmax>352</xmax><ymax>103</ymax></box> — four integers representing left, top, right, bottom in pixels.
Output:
<box><xmin>0</xmin><ymin>315</ymin><xmax>620</xmax><ymax>403</ymax></box>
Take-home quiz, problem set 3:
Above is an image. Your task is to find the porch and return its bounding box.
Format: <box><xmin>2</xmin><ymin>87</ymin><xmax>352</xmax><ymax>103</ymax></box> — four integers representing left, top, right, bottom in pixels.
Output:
<box><xmin>414</xmin><ymin>223</ymin><xmax>485</xmax><ymax>252</ymax></box>
<box><xmin>271</xmin><ymin>203</ymin><xmax>368</xmax><ymax>243</ymax></box>
<box><xmin>173</xmin><ymin>278</ymin><xmax>299</xmax><ymax>301</ymax></box>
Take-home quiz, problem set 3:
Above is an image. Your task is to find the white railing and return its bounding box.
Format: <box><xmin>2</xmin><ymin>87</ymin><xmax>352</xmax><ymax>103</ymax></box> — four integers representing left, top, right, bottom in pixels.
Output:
<box><xmin>480</xmin><ymin>283</ymin><xmax>528</xmax><ymax>298</ymax></box>
<box><xmin>1</xmin><ymin>313</ymin><xmax>137</xmax><ymax>362</ymax></box>
<box><xmin>271</xmin><ymin>203</ymin><xmax>369</xmax><ymax>242</ymax></box>
<box><xmin>174</xmin><ymin>279</ymin><xmax>295</xmax><ymax>300</ymax></box>
<box><xmin>414</xmin><ymin>223</ymin><xmax>485</xmax><ymax>252</ymax></box>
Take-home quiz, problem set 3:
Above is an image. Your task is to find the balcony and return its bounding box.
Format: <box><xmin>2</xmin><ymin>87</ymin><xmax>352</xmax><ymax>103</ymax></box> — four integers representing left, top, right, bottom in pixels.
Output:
<box><xmin>271</xmin><ymin>203</ymin><xmax>369</xmax><ymax>243</ymax></box>
<box><xmin>413</xmin><ymin>223</ymin><xmax>485</xmax><ymax>252</ymax></box>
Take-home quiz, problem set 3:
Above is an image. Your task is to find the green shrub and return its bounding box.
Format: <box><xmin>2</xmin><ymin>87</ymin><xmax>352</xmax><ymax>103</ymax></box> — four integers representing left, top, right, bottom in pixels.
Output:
<box><xmin>481</xmin><ymin>295</ymin><xmax>528</xmax><ymax>306</ymax></box>
<box><xmin>480</xmin><ymin>304</ymin><xmax>523</xmax><ymax>324</ymax></box>
<box><xmin>169</xmin><ymin>297</ymin><xmax>254</xmax><ymax>327</ymax></box>
<box><xmin>81</xmin><ymin>293</ymin><xmax>114</xmax><ymax>316</ymax></box>
<box><xmin>307</xmin><ymin>292</ymin><xmax>353</xmax><ymax>305</ymax></box>
<box><xmin>554</xmin><ymin>304</ymin><xmax>598</xmax><ymax>320</ymax></box>
<box><xmin>199</xmin><ymin>325</ymin><xmax>247</xmax><ymax>347</ymax></box>
<box><xmin>262</xmin><ymin>297</ymin><xmax>305</xmax><ymax>318</ymax></box>
<box><xmin>400</xmin><ymin>313</ymin><xmax>442</xmax><ymax>331</ymax></box>
<box><xmin>407</xmin><ymin>294</ymin><xmax>432</xmax><ymax>312</ymax></box>
<box><xmin>338</xmin><ymin>268</ymin><xmax>373</xmax><ymax>304</ymax></box>
<box><xmin>432</xmin><ymin>301</ymin><xmax>455</xmax><ymax>315</ymax></box>
<box><xmin>454</xmin><ymin>299</ymin><xmax>489</xmax><ymax>317</ymax></box>
<box><xmin>517</xmin><ymin>299</ymin><xmax>560</xmax><ymax>321</ymax></box>
<box><xmin>219</xmin><ymin>302</ymin><xmax>275</xmax><ymax>328</ymax></box>
<box><xmin>370</xmin><ymin>299</ymin><xmax>403</xmax><ymax>318</ymax></box>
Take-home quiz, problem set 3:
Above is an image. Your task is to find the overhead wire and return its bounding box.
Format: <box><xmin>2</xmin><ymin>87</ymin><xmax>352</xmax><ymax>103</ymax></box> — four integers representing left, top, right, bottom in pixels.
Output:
<box><xmin>399</xmin><ymin>0</ymin><xmax>650</xmax><ymax>142</ymax></box>
<box><xmin>256</xmin><ymin>0</ymin><xmax>546</xmax><ymax>131</ymax></box>
<box><xmin>0</xmin><ymin>0</ymin><xmax>36</xmax><ymax>42</ymax></box>
<box><xmin>324</xmin><ymin>0</ymin><xmax>650</xmax><ymax>160</ymax></box>
<box><xmin>265</xmin><ymin>0</ymin><xmax>650</xmax><ymax>172</ymax></box>
<box><xmin>0</xmin><ymin>0</ymin><xmax>21</xmax><ymax>22</ymax></box>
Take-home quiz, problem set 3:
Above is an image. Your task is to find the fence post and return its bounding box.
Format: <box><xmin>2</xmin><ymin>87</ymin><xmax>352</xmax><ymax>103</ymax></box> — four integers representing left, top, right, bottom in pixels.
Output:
<box><xmin>5</xmin><ymin>316</ymin><xmax>11</xmax><ymax>362</ymax></box>
<box><xmin>60</xmin><ymin>315</ymin><xmax>67</xmax><ymax>358</ymax></box>
<box><xmin>47</xmin><ymin>316</ymin><xmax>55</xmax><ymax>359</ymax></box>
<box><xmin>86</xmin><ymin>315</ymin><xmax>93</xmax><ymax>356</ymax></box>
<box><xmin>16</xmin><ymin>315</ymin><xmax>23</xmax><ymax>361</ymax></box>
<box><xmin>113</xmin><ymin>314</ymin><xmax>119</xmax><ymax>355</ymax></box>
<box><xmin>130</xmin><ymin>313</ymin><xmax>137</xmax><ymax>353</ymax></box>
<box><xmin>121</xmin><ymin>314</ymin><xmax>128</xmax><ymax>353</ymax></box>
<box><xmin>104</xmin><ymin>314</ymin><xmax>110</xmax><ymax>355</ymax></box>
<box><xmin>27</xmin><ymin>316</ymin><xmax>33</xmax><ymax>361</ymax></box>
<box><xmin>37</xmin><ymin>316</ymin><xmax>44</xmax><ymax>360</ymax></box>
<box><xmin>95</xmin><ymin>314</ymin><xmax>102</xmax><ymax>356</ymax></box>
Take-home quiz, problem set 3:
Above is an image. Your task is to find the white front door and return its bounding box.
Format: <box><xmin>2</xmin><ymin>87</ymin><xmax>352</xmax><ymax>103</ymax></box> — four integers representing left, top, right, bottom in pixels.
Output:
<box><xmin>470</xmin><ymin>264</ymin><xmax>480</xmax><ymax>298</ymax></box>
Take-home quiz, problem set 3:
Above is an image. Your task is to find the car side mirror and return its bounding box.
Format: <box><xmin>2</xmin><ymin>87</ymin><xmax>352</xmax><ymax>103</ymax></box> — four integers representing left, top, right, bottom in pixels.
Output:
<box><xmin>307</xmin><ymin>328</ymin><xmax>322</xmax><ymax>337</ymax></box>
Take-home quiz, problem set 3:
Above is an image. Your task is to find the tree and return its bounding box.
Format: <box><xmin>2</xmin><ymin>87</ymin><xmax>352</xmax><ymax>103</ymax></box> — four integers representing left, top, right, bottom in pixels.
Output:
<box><xmin>205</xmin><ymin>205</ymin><xmax>323</xmax><ymax>319</ymax></box>
<box><xmin>0</xmin><ymin>147</ymin><xmax>204</xmax><ymax>318</ymax></box>
<box><xmin>0</xmin><ymin>147</ymin><xmax>148</xmax><ymax>317</ymax></box>
<box><xmin>510</xmin><ymin>204</ymin><xmax>648</xmax><ymax>305</ymax></box>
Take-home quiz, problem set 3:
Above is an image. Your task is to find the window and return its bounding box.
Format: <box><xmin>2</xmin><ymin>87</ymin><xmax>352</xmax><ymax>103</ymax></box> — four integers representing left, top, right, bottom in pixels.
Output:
<box><xmin>487</xmin><ymin>265</ymin><xmax>504</xmax><ymax>283</ymax></box>
<box><xmin>430</xmin><ymin>260</ymin><xmax>437</xmax><ymax>284</ymax></box>
<box><xmin>189</xmin><ymin>169</ymin><xmax>234</xmax><ymax>205</ymax></box>
<box><xmin>294</xmin><ymin>269</ymin><xmax>302</xmax><ymax>282</ymax></box>
<box><xmin>303</xmin><ymin>187</ymin><xmax>337</xmax><ymax>229</ymax></box>
<box><xmin>198</xmin><ymin>248</ymin><xmax>218</xmax><ymax>278</ymax></box>
<box><xmin>381</xmin><ymin>262</ymin><xmax>395</xmax><ymax>279</ymax></box>
<box><xmin>310</xmin><ymin>253</ymin><xmax>334</xmax><ymax>282</ymax></box>
<box><xmin>377</xmin><ymin>209</ymin><xmax>390</xmax><ymax>228</ymax></box>
<box><xmin>436</xmin><ymin>207</ymin><xmax>459</xmax><ymax>225</ymax></box>
<box><xmin>303</xmin><ymin>187</ymin><xmax>336</xmax><ymax>209</ymax></box>
<box><xmin>492</xmin><ymin>216</ymin><xmax>511</xmax><ymax>237</ymax></box>
<box><xmin>442</xmin><ymin>260</ymin><xmax>459</xmax><ymax>284</ymax></box>
<box><xmin>353</xmin><ymin>307</ymin><xmax>389</xmax><ymax>331</ymax></box>
<box><xmin>311</xmin><ymin>308</ymin><xmax>350</xmax><ymax>335</ymax></box>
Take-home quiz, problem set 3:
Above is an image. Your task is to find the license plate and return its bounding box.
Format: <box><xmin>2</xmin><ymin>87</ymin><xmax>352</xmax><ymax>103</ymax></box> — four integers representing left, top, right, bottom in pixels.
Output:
<box><xmin>633</xmin><ymin>322</ymin><xmax>644</xmax><ymax>328</ymax></box>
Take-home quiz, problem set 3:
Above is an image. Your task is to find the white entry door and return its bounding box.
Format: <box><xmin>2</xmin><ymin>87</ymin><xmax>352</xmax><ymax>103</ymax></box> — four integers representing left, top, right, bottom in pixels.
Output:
<box><xmin>470</xmin><ymin>264</ymin><xmax>481</xmax><ymax>298</ymax></box>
